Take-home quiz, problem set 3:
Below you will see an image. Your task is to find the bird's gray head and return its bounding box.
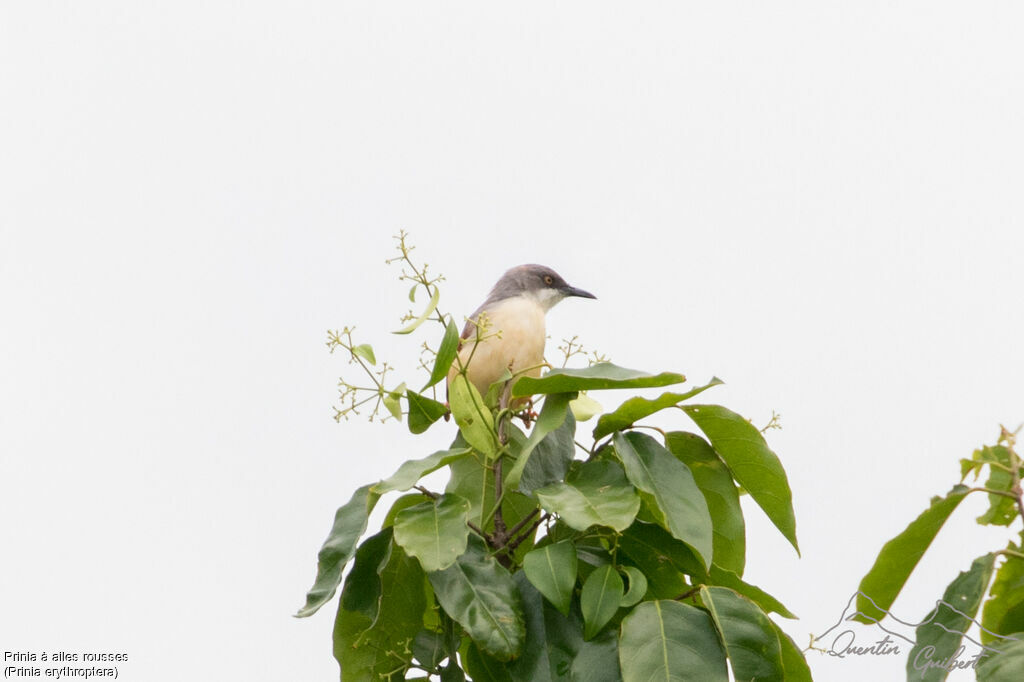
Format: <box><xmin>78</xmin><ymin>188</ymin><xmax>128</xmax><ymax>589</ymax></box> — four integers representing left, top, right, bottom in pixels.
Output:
<box><xmin>486</xmin><ymin>264</ymin><xmax>596</xmax><ymax>312</ymax></box>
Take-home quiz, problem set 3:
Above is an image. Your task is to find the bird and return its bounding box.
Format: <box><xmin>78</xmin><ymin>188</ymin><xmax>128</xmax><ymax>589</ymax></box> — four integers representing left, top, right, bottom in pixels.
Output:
<box><xmin>447</xmin><ymin>264</ymin><xmax>596</xmax><ymax>405</ymax></box>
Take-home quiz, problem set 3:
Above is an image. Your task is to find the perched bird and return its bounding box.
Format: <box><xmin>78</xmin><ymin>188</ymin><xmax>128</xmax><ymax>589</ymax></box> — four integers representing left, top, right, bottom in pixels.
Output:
<box><xmin>447</xmin><ymin>264</ymin><xmax>596</xmax><ymax>402</ymax></box>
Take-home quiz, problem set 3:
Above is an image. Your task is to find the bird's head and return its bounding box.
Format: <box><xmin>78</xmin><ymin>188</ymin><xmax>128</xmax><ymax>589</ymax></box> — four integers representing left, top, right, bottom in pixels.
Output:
<box><xmin>490</xmin><ymin>264</ymin><xmax>596</xmax><ymax>311</ymax></box>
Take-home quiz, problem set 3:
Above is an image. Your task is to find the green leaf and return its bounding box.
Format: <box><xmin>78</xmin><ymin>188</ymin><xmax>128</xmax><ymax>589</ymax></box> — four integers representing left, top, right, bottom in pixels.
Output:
<box><xmin>618</xmin><ymin>522</ymin><xmax>795</xmax><ymax>618</ymax></box>
<box><xmin>376</xmin><ymin>447</ymin><xmax>471</xmax><ymax>495</ymax></box>
<box><xmin>409</xmin><ymin>284</ymin><xmax>418</xmax><ymax>302</ymax></box>
<box><xmin>339</xmin><ymin>529</ymin><xmax>394</xmax><ymax>618</ymax></box>
<box><xmin>503</xmin><ymin>392</ymin><xmax>574</xmax><ymax>494</ymax></box>
<box><xmin>907</xmin><ymin>553</ymin><xmax>997</xmax><ymax>682</ymax></box>
<box><xmin>618</xmin><ymin>522</ymin><xmax>702</xmax><ymax>599</ymax></box>
<box><xmin>772</xmin><ymin>621</ymin><xmax>813</xmax><ymax>682</ymax></box>
<box><xmin>976</xmin><ymin>446</ymin><xmax>1018</xmax><ymax>526</ymax></box>
<box><xmin>570</xmin><ymin>630</ymin><xmax>622</xmax><ymax>681</ymax></box>
<box><xmin>706</xmin><ymin>566</ymin><xmax>797</xmax><ymax>620</ymax></box>
<box><xmin>592</xmin><ymin>377</ymin><xmax>723</xmax><ymax>439</ymax></box>
<box><xmin>581</xmin><ymin>565</ymin><xmax>624</xmax><ymax>640</ymax></box>
<box><xmin>618</xmin><ymin>601</ymin><xmax>728</xmax><ymax>682</ymax></box>
<box><xmin>518</xmin><ymin>411</ymin><xmax>576</xmax><ymax>496</ymax></box>
<box><xmin>428</xmin><ymin>536</ymin><xmax>525</xmax><ymax>661</ymax></box>
<box><xmin>464</xmin><ymin>643</ymin><xmax>514</xmax><ymax>681</ymax></box>
<box><xmin>334</xmin><ymin>540</ymin><xmax>426</xmax><ymax>681</ymax></box>
<box><xmin>412</xmin><ymin>629</ymin><xmax>447</xmax><ymax>671</ymax></box>
<box><xmin>407</xmin><ymin>390</ymin><xmax>449</xmax><ymax>434</ymax></box>
<box><xmin>449</xmin><ymin>373</ymin><xmax>498</xmax><ymax>457</ymax></box>
<box><xmin>536</xmin><ymin>460</ymin><xmax>641</xmax><ymax>533</ymax></box>
<box><xmin>393</xmin><ymin>494</ymin><xmax>472</xmax><ymax>572</ymax></box>
<box><xmin>570</xmin><ymin>392</ymin><xmax>603</xmax><ymax>422</ymax></box>
<box><xmin>424</xmin><ymin>318</ymin><xmax>461</xmax><ymax>390</ymax></box>
<box><xmin>446</xmin><ymin>452</ymin><xmax>494</xmax><ymax>530</ymax></box>
<box><xmin>297</xmin><ymin>484</ymin><xmax>381</xmax><ymax>618</ymax></box>
<box><xmin>613</xmin><ymin>431</ymin><xmax>714</xmax><ymax>570</ymax></box>
<box><xmin>298</xmin><ymin>448</ymin><xmax>471</xmax><ymax>618</ymax></box>
<box><xmin>701</xmin><ymin>586</ymin><xmax>785</xmax><ymax>681</ymax></box>
<box><xmin>352</xmin><ymin>343</ymin><xmax>377</xmax><ymax>365</ymax></box>
<box><xmin>394</xmin><ymin>284</ymin><xmax>441</xmax><ymax>334</ymax></box>
<box><xmin>512</xmin><ymin>363</ymin><xmax>686</xmax><ymax>398</ymax></box>
<box><xmin>618</xmin><ymin>566</ymin><xmax>647</xmax><ymax>608</ymax></box>
<box><xmin>470</xmin><ymin>571</ymin><xmax>585</xmax><ymax>681</ymax></box>
<box><xmin>978</xmin><ymin>635</ymin><xmax>1024</xmax><ymax>682</ymax></box>
<box><xmin>383</xmin><ymin>385</ymin><xmax>404</xmax><ymax>422</ymax></box>
<box><xmin>982</xmin><ymin>549</ymin><xmax>1024</xmax><ymax>645</ymax></box>
<box><xmin>665</xmin><ymin>431</ymin><xmax>745</xmax><ymax>576</ymax></box>
<box><xmin>854</xmin><ymin>484</ymin><xmax>971</xmax><ymax>623</ymax></box>
<box><xmin>523</xmin><ymin>541</ymin><xmax>578</xmax><ymax>617</ymax></box>
<box><xmin>681</xmin><ymin>404</ymin><xmax>799</xmax><ymax>555</ymax></box>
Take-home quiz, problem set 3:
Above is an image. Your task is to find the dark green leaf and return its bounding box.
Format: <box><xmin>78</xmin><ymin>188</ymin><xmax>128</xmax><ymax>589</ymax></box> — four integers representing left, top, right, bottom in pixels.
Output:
<box><xmin>412</xmin><ymin>630</ymin><xmax>447</xmax><ymax>671</ymax></box>
<box><xmin>352</xmin><ymin>343</ymin><xmax>376</xmax><ymax>365</ymax></box>
<box><xmin>519</xmin><ymin>411</ymin><xmax>576</xmax><ymax>496</ymax></box>
<box><xmin>407</xmin><ymin>390</ymin><xmax>449</xmax><ymax>434</ymax></box>
<box><xmin>535</xmin><ymin>460</ymin><xmax>641</xmax><ymax>533</ymax></box>
<box><xmin>449</xmin><ymin>374</ymin><xmax>497</xmax><ymax>457</ymax></box>
<box><xmin>706</xmin><ymin>566</ymin><xmax>797</xmax><ymax>620</ymax></box>
<box><xmin>854</xmin><ymin>485</ymin><xmax>971</xmax><ymax>623</ymax></box>
<box><xmin>503</xmin><ymin>393</ymin><xmax>574</xmax><ymax>493</ymax></box>
<box><xmin>581</xmin><ymin>565</ymin><xmax>624</xmax><ymax>640</ymax></box>
<box><xmin>340</xmin><ymin>530</ymin><xmax>393</xmax><ymax>617</ymax></box>
<box><xmin>978</xmin><ymin>636</ymin><xmax>1024</xmax><ymax>682</ymax></box>
<box><xmin>907</xmin><ymin>553</ymin><xmax>997</xmax><ymax>682</ymax></box>
<box><xmin>334</xmin><ymin>542</ymin><xmax>426</xmax><ymax>681</ymax></box>
<box><xmin>613</xmin><ymin>431</ymin><xmax>714</xmax><ymax>570</ymax></box>
<box><xmin>428</xmin><ymin>536</ymin><xmax>525</xmax><ymax>661</ymax></box>
<box><xmin>982</xmin><ymin>549</ymin><xmax>1024</xmax><ymax>645</ymax></box>
<box><xmin>464</xmin><ymin>644</ymin><xmax>513</xmax><ymax>681</ymax></box>
<box><xmin>570</xmin><ymin>630</ymin><xmax>622</xmax><ymax>682</ymax></box>
<box><xmin>424</xmin><ymin>318</ymin><xmax>461</xmax><ymax>390</ymax></box>
<box><xmin>618</xmin><ymin>567</ymin><xmax>647</xmax><ymax>608</ymax></box>
<box><xmin>618</xmin><ymin>522</ymin><xmax>702</xmax><ymax>599</ymax></box>
<box><xmin>681</xmin><ymin>404</ymin><xmax>799</xmax><ymax>554</ymax></box>
<box><xmin>618</xmin><ymin>601</ymin><xmax>728</xmax><ymax>682</ymax></box>
<box><xmin>513</xmin><ymin>363</ymin><xmax>686</xmax><ymax>398</ymax></box>
<box><xmin>701</xmin><ymin>586</ymin><xmax>785</xmax><ymax>681</ymax></box>
<box><xmin>772</xmin><ymin>621</ymin><xmax>813</xmax><ymax>682</ymax></box>
<box><xmin>665</xmin><ymin>431</ymin><xmax>745</xmax><ymax>576</ymax></box>
<box><xmin>523</xmin><ymin>541</ymin><xmax>578</xmax><ymax>616</ymax></box>
<box><xmin>297</xmin><ymin>484</ymin><xmax>381</xmax><ymax>618</ymax></box>
<box><xmin>440</xmin><ymin>664</ymin><xmax>467</xmax><ymax>682</ymax></box>
<box><xmin>618</xmin><ymin>522</ymin><xmax>795</xmax><ymax>618</ymax></box>
<box><xmin>592</xmin><ymin>378</ymin><xmax>723</xmax><ymax>439</ymax></box>
<box><xmin>393</xmin><ymin>284</ymin><xmax>440</xmax><ymax>334</ymax></box>
<box><xmin>393</xmin><ymin>494</ymin><xmax>472</xmax><ymax>572</ymax></box>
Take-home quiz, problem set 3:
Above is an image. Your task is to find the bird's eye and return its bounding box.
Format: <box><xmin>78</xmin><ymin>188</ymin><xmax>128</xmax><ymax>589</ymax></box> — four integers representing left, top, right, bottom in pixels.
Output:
<box><xmin>544</xmin><ymin>275</ymin><xmax>553</xmax><ymax>285</ymax></box>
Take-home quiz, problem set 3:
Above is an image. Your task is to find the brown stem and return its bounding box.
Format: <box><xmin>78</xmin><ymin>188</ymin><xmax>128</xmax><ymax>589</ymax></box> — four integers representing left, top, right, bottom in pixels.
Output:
<box><xmin>508</xmin><ymin>513</ymin><xmax>550</xmax><ymax>554</ymax></box>
<box><xmin>506</xmin><ymin>508</ymin><xmax>541</xmax><ymax>540</ymax></box>
<box><xmin>674</xmin><ymin>585</ymin><xmax>703</xmax><ymax>601</ymax></box>
<box><xmin>414</xmin><ymin>485</ymin><xmax>439</xmax><ymax>499</ymax></box>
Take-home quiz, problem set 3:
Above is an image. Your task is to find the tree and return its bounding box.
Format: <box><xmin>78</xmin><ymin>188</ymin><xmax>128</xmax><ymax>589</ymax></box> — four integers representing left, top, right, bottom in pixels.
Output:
<box><xmin>851</xmin><ymin>425</ymin><xmax>1024</xmax><ymax>681</ymax></box>
<box><xmin>296</xmin><ymin>234</ymin><xmax>812</xmax><ymax>681</ymax></box>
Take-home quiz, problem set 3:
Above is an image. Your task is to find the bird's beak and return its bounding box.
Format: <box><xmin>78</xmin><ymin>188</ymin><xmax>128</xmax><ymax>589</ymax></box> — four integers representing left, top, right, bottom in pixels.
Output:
<box><xmin>563</xmin><ymin>285</ymin><xmax>596</xmax><ymax>300</ymax></box>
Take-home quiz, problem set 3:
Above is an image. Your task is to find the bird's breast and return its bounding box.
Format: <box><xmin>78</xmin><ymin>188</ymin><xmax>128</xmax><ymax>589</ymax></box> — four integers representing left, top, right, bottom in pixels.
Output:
<box><xmin>453</xmin><ymin>296</ymin><xmax>547</xmax><ymax>396</ymax></box>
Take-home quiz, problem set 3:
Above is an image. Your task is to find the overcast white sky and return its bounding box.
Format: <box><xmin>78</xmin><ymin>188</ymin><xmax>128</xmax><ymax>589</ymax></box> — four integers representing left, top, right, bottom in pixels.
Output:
<box><xmin>3</xmin><ymin>3</ymin><xmax>1023</xmax><ymax>680</ymax></box>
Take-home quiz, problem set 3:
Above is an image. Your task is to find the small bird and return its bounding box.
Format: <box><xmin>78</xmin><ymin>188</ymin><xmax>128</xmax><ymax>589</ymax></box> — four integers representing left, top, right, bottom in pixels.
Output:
<box><xmin>447</xmin><ymin>264</ymin><xmax>596</xmax><ymax>403</ymax></box>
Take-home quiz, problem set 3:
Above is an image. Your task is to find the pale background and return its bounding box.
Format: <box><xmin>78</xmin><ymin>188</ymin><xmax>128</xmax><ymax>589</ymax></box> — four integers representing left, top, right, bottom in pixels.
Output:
<box><xmin>3</xmin><ymin>2</ymin><xmax>1023</xmax><ymax>680</ymax></box>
